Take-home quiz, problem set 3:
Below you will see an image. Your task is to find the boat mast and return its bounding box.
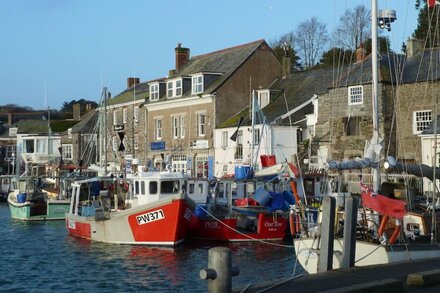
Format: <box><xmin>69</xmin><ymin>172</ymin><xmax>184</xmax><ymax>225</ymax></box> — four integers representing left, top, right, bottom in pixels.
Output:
<box><xmin>371</xmin><ymin>0</ymin><xmax>380</xmax><ymax>192</ymax></box>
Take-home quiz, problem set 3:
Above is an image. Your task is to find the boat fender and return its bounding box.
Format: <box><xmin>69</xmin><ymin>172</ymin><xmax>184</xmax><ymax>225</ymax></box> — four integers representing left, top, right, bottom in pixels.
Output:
<box><xmin>389</xmin><ymin>220</ymin><xmax>402</xmax><ymax>245</ymax></box>
<box><xmin>120</xmin><ymin>181</ymin><xmax>129</xmax><ymax>192</ymax></box>
<box><xmin>289</xmin><ymin>210</ymin><xmax>296</xmax><ymax>235</ymax></box>
<box><xmin>289</xmin><ymin>181</ymin><xmax>301</xmax><ymax>204</ymax></box>
<box><xmin>378</xmin><ymin>215</ymin><xmax>389</xmax><ymax>237</ymax></box>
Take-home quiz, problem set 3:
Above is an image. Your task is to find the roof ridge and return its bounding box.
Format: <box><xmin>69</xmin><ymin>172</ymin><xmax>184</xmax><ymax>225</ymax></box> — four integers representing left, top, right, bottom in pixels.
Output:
<box><xmin>191</xmin><ymin>39</ymin><xmax>265</xmax><ymax>59</ymax></box>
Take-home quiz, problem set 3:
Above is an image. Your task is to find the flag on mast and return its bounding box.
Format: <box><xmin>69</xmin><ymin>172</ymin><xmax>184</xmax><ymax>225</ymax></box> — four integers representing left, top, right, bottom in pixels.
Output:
<box><xmin>428</xmin><ymin>0</ymin><xmax>440</xmax><ymax>8</ymax></box>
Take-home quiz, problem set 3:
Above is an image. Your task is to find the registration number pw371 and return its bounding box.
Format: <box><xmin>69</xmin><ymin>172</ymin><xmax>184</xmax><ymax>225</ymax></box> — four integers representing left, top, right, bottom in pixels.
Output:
<box><xmin>136</xmin><ymin>209</ymin><xmax>165</xmax><ymax>225</ymax></box>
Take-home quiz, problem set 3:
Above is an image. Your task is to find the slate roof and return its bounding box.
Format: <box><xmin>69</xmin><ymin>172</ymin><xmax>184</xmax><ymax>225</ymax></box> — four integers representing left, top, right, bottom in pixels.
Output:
<box><xmin>106</xmin><ymin>81</ymin><xmax>150</xmax><ymax>106</ymax></box>
<box><xmin>219</xmin><ymin>66</ymin><xmax>336</xmax><ymax>128</ymax></box>
<box><xmin>17</xmin><ymin>120</ymin><xmax>77</xmax><ymax>135</ymax></box>
<box><xmin>334</xmin><ymin>53</ymin><xmax>405</xmax><ymax>87</ymax></box>
<box><xmin>69</xmin><ymin>110</ymin><xmax>98</xmax><ymax>134</ymax></box>
<box><xmin>402</xmin><ymin>48</ymin><xmax>440</xmax><ymax>84</ymax></box>
<box><xmin>175</xmin><ymin>39</ymin><xmax>266</xmax><ymax>94</ymax></box>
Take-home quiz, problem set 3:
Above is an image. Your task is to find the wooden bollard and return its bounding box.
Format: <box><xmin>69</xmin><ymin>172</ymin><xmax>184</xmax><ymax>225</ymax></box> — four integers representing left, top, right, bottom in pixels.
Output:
<box><xmin>200</xmin><ymin>247</ymin><xmax>239</xmax><ymax>293</ymax></box>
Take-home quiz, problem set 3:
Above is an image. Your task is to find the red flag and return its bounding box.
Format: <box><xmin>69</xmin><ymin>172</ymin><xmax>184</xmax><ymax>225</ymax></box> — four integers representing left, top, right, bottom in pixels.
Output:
<box><xmin>428</xmin><ymin>0</ymin><xmax>439</xmax><ymax>8</ymax></box>
<box><xmin>360</xmin><ymin>183</ymin><xmax>406</xmax><ymax>219</ymax></box>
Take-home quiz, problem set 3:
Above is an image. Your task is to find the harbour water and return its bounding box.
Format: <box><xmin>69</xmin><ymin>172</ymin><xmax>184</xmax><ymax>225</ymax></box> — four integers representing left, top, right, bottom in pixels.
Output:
<box><xmin>0</xmin><ymin>204</ymin><xmax>300</xmax><ymax>292</ymax></box>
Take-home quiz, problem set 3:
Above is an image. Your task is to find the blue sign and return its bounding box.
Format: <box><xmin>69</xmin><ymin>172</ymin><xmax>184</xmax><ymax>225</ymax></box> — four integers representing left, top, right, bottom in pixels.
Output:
<box><xmin>150</xmin><ymin>141</ymin><xmax>165</xmax><ymax>151</ymax></box>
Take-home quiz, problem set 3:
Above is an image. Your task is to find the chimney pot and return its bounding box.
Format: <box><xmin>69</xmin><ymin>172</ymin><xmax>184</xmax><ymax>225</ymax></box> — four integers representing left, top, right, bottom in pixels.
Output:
<box><xmin>175</xmin><ymin>43</ymin><xmax>190</xmax><ymax>72</ymax></box>
<box><xmin>127</xmin><ymin>77</ymin><xmax>140</xmax><ymax>89</ymax></box>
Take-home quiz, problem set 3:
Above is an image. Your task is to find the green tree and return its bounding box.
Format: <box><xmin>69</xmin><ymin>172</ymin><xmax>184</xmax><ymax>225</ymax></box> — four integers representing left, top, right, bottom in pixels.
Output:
<box><xmin>320</xmin><ymin>48</ymin><xmax>354</xmax><ymax>66</ymax></box>
<box><xmin>269</xmin><ymin>32</ymin><xmax>302</xmax><ymax>72</ymax></box>
<box><xmin>413</xmin><ymin>1</ymin><xmax>440</xmax><ymax>48</ymax></box>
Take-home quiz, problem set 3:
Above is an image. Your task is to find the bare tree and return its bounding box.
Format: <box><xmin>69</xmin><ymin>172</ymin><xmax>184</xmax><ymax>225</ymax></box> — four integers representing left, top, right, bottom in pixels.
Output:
<box><xmin>294</xmin><ymin>17</ymin><xmax>329</xmax><ymax>69</ymax></box>
<box><xmin>333</xmin><ymin>5</ymin><xmax>371</xmax><ymax>50</ymax></box>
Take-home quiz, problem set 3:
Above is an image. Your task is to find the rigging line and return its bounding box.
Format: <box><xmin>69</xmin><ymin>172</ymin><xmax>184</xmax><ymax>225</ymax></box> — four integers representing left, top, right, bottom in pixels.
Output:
<box><xmin>197</xmin><ymin>205</ymin><xmax>294</xmax><ymax>248</ymax></box>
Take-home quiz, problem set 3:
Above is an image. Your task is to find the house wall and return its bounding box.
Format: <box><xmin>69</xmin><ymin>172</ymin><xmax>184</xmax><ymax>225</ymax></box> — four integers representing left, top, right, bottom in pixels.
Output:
<box><xmin>316</xmin><ymin>83</ymin><xmax>391</xmax><ymax>161</ymax></box>
<box><xmin>215</xmin><ymin>43</ymin><xmax>282</xmax><ymax>127</ymax></box>
<box><xmin>213</xmin><ymin>124</ymin><xmax>297</xmax><ymax>177</ymax></box>
<box><xmin>105</xmin><ymin>102</ymin><xmax>148</xmax><ymax>167</ymax></box>
<box><xmin>395</xmin><ymin>82</ymin><xmax>438</xmax><ymax>162</ymax></box>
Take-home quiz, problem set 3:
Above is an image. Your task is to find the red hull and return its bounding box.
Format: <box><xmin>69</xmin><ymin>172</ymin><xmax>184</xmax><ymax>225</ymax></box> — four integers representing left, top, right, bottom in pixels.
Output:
<box><xmin>189</xmin><ymin>213</ymin><xmax>287</xmax><ymax>241</ymax></box>
<box><xmin>66</xmin><ymin>199</ymin><xmax>193</xmax><ymax>245</ymax></box>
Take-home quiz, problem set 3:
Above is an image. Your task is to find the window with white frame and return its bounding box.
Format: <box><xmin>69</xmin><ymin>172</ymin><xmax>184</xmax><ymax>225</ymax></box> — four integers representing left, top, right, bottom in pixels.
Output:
<box><xmin>257</xmin><ymin>90</ymin><xmax>270</xmax><ymax>109</ymax></box>
<box><xmin>192</xmin><ymin>74</ymin><xmax>203</xmax><ymax>94</ymax></box>
<box><xmin>348</xmin><ymin>85</ymin><xmax>363</xmax><ymax>105</ymax></box>
<box><xmin>167</xmin><ymin>79</ymin><xmax>183</xmax><ymax>98</ymax></box>
<box><xmin>196</xmin><ymin>155</ymin><xmax>208</xmax><ymax>178</ymax></box>
<box><xmin>150</xmin><ymin>83</ymin><xmax>160</xmax><ymax>101</ymax></box>
<box><xmin>413</xmin><ymin>110</ymin><xmax>432</xmax><ymax>134</ymax></box>
<box><xmin>134</xmin><ymin>106</ymin><xmax>139</xmax><ymax>122</ymax></box>
<box><xmin>113</xmin><ymin>110</ymin><xmax>118</xmax><ymax>125</ymax></box>
<box><xmin>234</xmin><ymin>130</ymin><xmax>243</xmax><ymax>160</ymax></box>
<box><xmin>253</xmin><ymin>128</ymin><xmax>260</xmax><ymax>145</ymax></box>
<box><xmin>222</xmin><ymin>164</ymin><xmax>229</xmax><ymax>176</ymax></box>
<box><xmin>167</xmin><ymin>81</ymin><xmax>174</xmax><ymax>97</ymax></box>
<box><xmin>134</xmin><ymin>134</ymin><xmax>139</xmax><ymax>150</ymax></box>
<box><xmin>172</xmin><ymin>115</ymin><xmax>185</xmax><ymax>138</ymax></box>
<box><xmin>175</xmin><ymin>79</ymin><xmax>182</xmax><ymax>96</ymax></box>
<box><xmin>123</xmin><ymin>108</ymin><xmax>128</xmax><ymax>124</ymax></box>
<box><xmin>197</xmin><ymin>113</ymin><xmax>206</xmax><ymax>136</ymax></box>
<box><xmin>62</xmin><ymin>144</ymin><xmax>73</xmax><ymax>160</ymax></box>
<box><xmin>172</xmin><ymin>154</ymin><xmax>187</xmax><ymax>173</ymax></box>
<box><xmin>221</xmin><ymin>131</ymin><xmax>228</xmax><ymax>148</ymax></box>
<box><xmin>154</xmin><ymin>118</ymin><xmax>163</xmax><ymax>140</ymax></box>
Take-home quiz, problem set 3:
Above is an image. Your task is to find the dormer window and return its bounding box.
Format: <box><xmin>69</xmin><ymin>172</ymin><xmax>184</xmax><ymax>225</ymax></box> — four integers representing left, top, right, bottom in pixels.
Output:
<box><xmin>257</xmin><ymin>90</ymin><xmax>270</xmax><ymax>109</ymax></box>
<box><xmin>192</xmin><ymin>74</ymin><xmax>203</xmax><ymax>95</ymax></box>
<box><xmin>150</xmin><ymin>83</ymin><xmax>160</xmax><ymax>101</ymax></box>
<box><xmin>167</xmin><ymin>78</ymin><xmax>183</xmax><ymax>98</ymax></box>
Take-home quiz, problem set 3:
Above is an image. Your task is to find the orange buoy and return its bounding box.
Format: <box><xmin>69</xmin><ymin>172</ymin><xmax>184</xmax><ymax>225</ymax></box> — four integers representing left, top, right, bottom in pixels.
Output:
<box><xmin>289</xmin><ymin>181</ymin><xmax>301</xmax><ymax>204</ymax></box>
<box><xmin>389</xmin><ymin>221</ymin><xmax>402</xmax><ymax>244</ymax></box>
<box><xmin>378</xmin><ymin>215</ymin><xmax>389</xmax><ymax>237</ymax></box>
<box><xmin>289</xmin><ymin>212</ymin><xmax>296</xmax><ymax>235</ymax></box>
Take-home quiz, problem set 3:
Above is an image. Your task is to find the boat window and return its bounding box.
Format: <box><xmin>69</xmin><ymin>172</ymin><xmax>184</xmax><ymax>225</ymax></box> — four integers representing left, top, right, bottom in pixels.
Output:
<box><xmin>218</xmin><ymin>183</ymin><xmax>225</xmax><ymax>199</ymax></box>
<box><xmin>149</xmin><ymin>181</ymin><xmax>158</xmax><ymax>194</ymax></box>
<box><xmin>304</xmin><ymin>179</ymin><xmax>315</xmax><ymax>196</ymax></box>
<box><xmin>161</xmin><ymin>180</ymin><xmax>180</xmax><ymax>193</ymax></box>
<box><xmin>188</xmin><ymin>183</ymin><xmax>195</xmax><ymax>194</ymax></box>
<box><xmin>198</xmin><ymin>183</ymin><xmax>204</xmax><ymax>194</ymax></box>
<box><xmin>140</xmin><ymin>181</ymin><xmax>145</xmax><ymax>195</ymax></box>
<box><xmin>135</xmin><ymin>181</ymin><xmax>140</xmax><ymax>195</ymax></box>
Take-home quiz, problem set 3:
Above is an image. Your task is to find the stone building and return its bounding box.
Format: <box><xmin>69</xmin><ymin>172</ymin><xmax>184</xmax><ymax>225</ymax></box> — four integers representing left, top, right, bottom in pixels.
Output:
<box><xmin>105</xmin><ymin>40</ymin><xmax>282</xmax><ymax>178</ymax></box>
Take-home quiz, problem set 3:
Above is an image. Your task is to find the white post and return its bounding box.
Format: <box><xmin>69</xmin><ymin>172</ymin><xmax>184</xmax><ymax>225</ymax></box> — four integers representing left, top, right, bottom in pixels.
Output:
<box><xmin>371</xmin><ymin>0</ymin><xmax>381</xmax><ymax>193</ymax></box>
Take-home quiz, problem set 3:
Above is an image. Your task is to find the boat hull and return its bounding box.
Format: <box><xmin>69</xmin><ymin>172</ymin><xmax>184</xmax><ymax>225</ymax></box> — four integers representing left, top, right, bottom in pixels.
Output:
<box><xmin>294</xmin><ymin>237</ymin><xmax>440</xmax><ymax>274</ymax></box>
<box><xmin>66</xmin><ymin>194</ymin><xmax>194</xmax><ymax>246</ymax></box>
<box><xmin>8</xmin><ymin>198</ymin><xmax>70</xmax><ymax>221</ymax></box>
<box><xmin>189</xmin><ymin>212</ymin><xmax>287</xmax><ymax>242</ymax></box>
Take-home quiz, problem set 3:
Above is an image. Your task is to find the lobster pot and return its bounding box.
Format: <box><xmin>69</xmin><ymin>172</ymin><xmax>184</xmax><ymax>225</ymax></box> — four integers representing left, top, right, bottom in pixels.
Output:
<box><xmin>235</xmin><ymin>165</ymin><xmax>252</xmax><ymax>180</ymax></box>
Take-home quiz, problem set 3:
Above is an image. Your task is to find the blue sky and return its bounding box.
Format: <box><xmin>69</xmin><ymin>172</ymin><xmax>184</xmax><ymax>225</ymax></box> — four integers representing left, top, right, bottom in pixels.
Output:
<box><xmin>0</xmin><ymin>0</ymin><xmax>419</xmax><ymax>110</ymax></box>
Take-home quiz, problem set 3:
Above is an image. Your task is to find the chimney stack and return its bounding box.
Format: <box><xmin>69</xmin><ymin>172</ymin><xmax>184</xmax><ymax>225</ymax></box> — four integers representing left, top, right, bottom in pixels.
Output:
<box><xmin>73</xmin><ymin>103</ymin><xmax>81</xmax><ymax>121</ymax></box>
<box><xmin>355</xmin><ymin>44</ymin><xmax>366</xmax><ymax>63</ymax></box>
<box><xmin>282</xmin><ymin>57</ymin><xmax>291</xmax><ymax>79</ymax></box>
<box><xmin>175</xmin><ymin>43</ymin><xmax>190</xmax><ymax>72</ymax></box>
<box><xmin>127</xmin><ymin>77</ymin><xmax>140</xmax><ymax>89</ymax></box>
<box><xmin>406</xmin><ymin>38</ymin><xmax>423</xmax><ymax>58</ymax></box>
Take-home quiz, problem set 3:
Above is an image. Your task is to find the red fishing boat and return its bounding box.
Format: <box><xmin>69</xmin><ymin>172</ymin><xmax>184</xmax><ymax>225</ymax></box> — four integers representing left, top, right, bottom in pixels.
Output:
<box><xmin>65</xmin><ymin>169</ymin><xmax>195</xmax><ymax>246</ymax></box>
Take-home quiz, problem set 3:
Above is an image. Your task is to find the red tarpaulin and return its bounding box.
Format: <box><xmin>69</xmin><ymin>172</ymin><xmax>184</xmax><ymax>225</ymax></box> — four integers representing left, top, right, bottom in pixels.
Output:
<box><xmin>360</xmin><ymin>183</ymin><xmax>406</xmax><ymax>219</ymax></box>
